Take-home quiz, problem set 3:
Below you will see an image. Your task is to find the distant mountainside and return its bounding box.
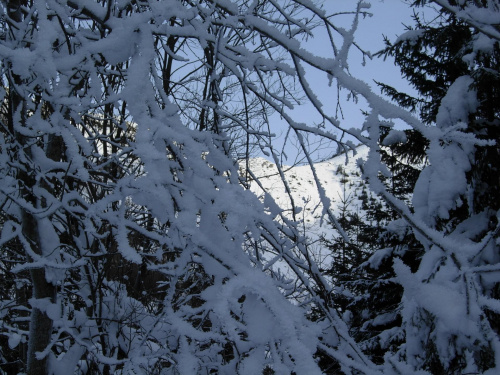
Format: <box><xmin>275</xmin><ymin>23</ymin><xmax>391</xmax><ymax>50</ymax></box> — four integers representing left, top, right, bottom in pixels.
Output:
<box><xmin>247</xmin><ymin>145</ymin><xmax>371</xmax><ymax>241</ymax></box>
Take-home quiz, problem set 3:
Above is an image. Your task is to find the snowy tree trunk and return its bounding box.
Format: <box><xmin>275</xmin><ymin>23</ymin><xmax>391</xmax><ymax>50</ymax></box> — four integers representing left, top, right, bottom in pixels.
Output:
<box><xmin>16</xmin><ymin>123</ymin><xmax>58</xmax><ymax>375</ymax></box>
<box><xmin>8</xmin><ymin>46</ymin><xmax>60</xmax><ymax>375</ymax></box>
<box><xmin>25</xmin><ymin>137</ymin><xmax>62</xmax><ymax>374</ymax></box>
<box><xmin>26</xmin><ymin>264</ymin><xmax>56</xmax><ymax>375</ymax></box>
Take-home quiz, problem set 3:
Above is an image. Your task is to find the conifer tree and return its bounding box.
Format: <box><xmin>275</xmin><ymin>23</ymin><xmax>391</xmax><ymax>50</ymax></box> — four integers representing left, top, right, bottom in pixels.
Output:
<box><xmin>325</xmin><ymin>151</ymin><xmax>421</xmax><ymax>366</ymax></box>
<box><xmin>325</xmin><ymin>2</ymin><xmax>500</xmax><ymax>371</ymax></box>
<box><xmin>360</xmin><ymin>1</ymin><xmax>500</xmax><ymax>372</ymax></box>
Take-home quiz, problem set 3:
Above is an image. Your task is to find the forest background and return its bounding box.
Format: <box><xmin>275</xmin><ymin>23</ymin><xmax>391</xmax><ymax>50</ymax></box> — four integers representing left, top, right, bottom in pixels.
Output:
<box><xmin>0</xmin><ymin>0</ymin><xmax>499</xmax><ymax>374</ymax></box>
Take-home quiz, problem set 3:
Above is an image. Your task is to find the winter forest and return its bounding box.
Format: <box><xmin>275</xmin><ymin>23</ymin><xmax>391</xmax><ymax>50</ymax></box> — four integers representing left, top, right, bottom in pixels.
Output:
<box><xmin>0</xmin><ymin>0</ymin><xmax>499</xmax><ymax>374</ymax></box>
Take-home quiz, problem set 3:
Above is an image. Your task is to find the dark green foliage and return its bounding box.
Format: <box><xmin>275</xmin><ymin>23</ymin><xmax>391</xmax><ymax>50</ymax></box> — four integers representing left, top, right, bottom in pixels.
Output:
<box><xmin>320</xmin><ymin>160</ymin><xmax>423</xmax><ymax>366</ymax></box>
<box><xmin>377</xmin><ymin>2</ymin><xmax>500</xmax><ymax>220</ymax></box>
<box><xmin>324</xmin><ymin>2</ymin><xmax>500</xmax><ymax>370</ymax></box>
<box><xmin>368</xmin><ymin>1</ymin><xmax>500</xmax><ymax>372</ymax></box>
<box><xmin>378</xmin><ymin>126</ymin><xmax>427</xmax><ymax>201</ymax></box>
<box><xmin>376</xmin><ymin>10</ymin><xmax>471</xmax><ymax>125</ymax></box>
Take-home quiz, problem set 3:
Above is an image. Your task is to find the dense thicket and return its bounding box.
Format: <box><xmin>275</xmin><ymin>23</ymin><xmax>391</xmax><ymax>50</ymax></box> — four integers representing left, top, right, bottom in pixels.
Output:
<box><xmin>326</xmin><ymin>1</ymin><xmax>500</xmax><ymax>373</ymax></box>
<box><xmin>0</xmin><ymin>1</ymin><xmax>376</xmax><ymax>374</ymax></box>
<box><xmin>0</xmin><ymin>0</ymin><xmax>498</xmax><ymax>374</ymax></box>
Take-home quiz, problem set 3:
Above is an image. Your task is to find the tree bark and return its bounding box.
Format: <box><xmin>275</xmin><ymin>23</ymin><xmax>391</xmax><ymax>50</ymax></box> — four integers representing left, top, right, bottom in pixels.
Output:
<box><xmin>19</xmin><ymin>164</ymin><xmax>57</xmax><ymax>375</ymax></box>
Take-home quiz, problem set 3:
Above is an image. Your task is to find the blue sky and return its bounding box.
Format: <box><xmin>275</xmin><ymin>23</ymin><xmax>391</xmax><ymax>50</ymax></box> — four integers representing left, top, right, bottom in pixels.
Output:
<box><xmin>270</xmin><ymin>0</ymin><xmax>422</xmax><ymax>163</ymax></box>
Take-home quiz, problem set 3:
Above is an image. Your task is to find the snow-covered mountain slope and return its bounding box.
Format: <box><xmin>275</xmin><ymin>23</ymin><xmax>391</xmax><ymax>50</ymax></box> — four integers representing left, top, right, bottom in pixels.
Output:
<box><xmin>246</xmin><ymin>145</ymin><xmax>370</xmax><ymax>240</ymax></box>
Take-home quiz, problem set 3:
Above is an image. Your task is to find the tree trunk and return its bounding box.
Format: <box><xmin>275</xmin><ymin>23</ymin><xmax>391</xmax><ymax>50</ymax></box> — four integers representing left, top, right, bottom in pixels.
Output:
<box><xmin>24</xmin><ymin>131</ymin><xmax>62</xmax><ymax>375</ymax></box>
<box><xmin>19</xmin><ymin>175</ymin><xmax>57</xmax><ymax>375</ymax></box>
<box><xmin>27</xmin><ymin>266</ymin><xmax>56</xmax><ymax>375</ymax></box>
<box><xmin>9</xmin><ymin>68</ymin><xmax>59</xmax><ymax>375</ymax></box>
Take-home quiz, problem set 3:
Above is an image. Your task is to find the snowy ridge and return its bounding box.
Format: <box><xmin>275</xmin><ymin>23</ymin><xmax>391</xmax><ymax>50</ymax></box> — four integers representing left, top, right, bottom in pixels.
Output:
<box><xmin>247</xmin><ymin>145</ymin><xmax>369</xmax><ymax>239</ymax></box>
